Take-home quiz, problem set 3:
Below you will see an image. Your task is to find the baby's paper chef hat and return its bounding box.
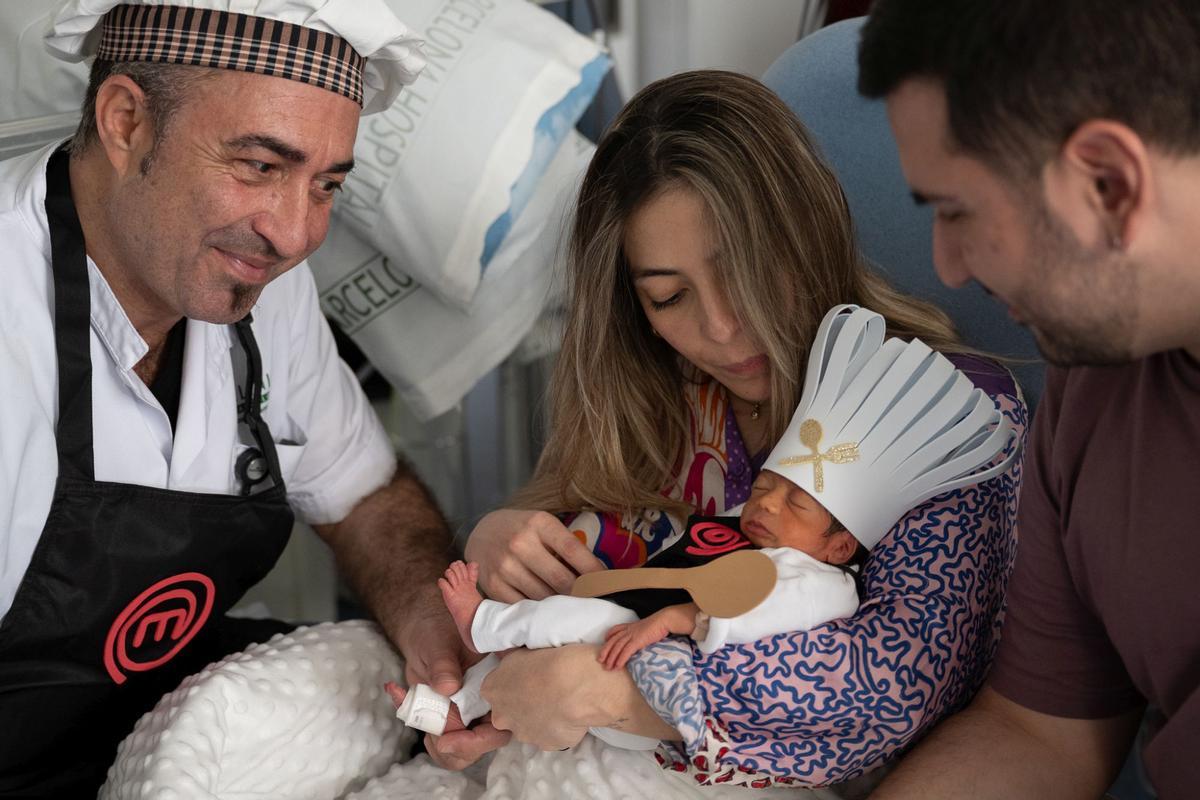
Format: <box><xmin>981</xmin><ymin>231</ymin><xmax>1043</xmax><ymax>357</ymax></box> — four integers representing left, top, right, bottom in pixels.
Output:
<box><xmin>766</xmin><ymin>305</ymin><xmax>1019</xmax><ymax>550</ymax></box>
<box><xmin>44</xmin><ymin>0</ymin><xmax>426</xmax><ymax>114</ymax></box>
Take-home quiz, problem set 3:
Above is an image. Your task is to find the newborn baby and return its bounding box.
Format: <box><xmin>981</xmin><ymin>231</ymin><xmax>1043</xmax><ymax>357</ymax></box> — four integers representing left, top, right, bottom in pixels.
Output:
<box><xmin>444</xmin><ymin>466</ymin><xmax>863</xmax><ymax>673</ymax></box>
<box><xmin>386</xmin><ymin>468</ymin><xmax>863</xmax><ymax>750</ymax></box>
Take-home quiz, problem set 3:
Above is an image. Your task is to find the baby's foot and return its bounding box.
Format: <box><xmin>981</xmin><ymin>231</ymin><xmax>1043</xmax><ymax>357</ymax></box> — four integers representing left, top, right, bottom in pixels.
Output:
<box><xmin>438</xmin><ymin>560</ymin><xmax>483</xmax><ymax>653</ymax></box>
<box><xmin>384</xmin><ymin>681</ymin><xmax>466</xmax><ymax>735</ymax></box>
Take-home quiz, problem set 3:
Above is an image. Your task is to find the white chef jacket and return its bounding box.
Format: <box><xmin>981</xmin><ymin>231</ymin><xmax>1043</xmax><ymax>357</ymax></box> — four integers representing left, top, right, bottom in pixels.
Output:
<box><xmin>0</xmin><ymin>142</ymin><xmax>397</xmax><ymax>621</ymax></box>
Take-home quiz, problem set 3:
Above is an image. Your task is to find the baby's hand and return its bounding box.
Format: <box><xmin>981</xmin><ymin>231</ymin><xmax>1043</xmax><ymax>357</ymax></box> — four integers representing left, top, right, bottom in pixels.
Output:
<box><xmin>597</xmin><ymin>617</ymin><xmax>671</xmax><ymax>670</ymax></box>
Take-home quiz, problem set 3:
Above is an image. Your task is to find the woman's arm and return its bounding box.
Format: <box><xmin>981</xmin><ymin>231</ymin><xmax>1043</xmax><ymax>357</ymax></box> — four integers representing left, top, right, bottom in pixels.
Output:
<box><xmin>465</xmin><ymin>510</ymin><xmax>691</xmax><ymax>748</ymax></box>
<box><xmin>634</xmin><ymin>391</ymin><xmax>1028</xmax><ymax>788</ymax></box>
<box><xmin>480</xmin><ymin>643</ymin><xmax>683</xmax><ymax>749</ymax></box>
<box><xmin>452</xmin><ymin>509</ymin><xmax>682</xmax><ymax>759</ymax></box>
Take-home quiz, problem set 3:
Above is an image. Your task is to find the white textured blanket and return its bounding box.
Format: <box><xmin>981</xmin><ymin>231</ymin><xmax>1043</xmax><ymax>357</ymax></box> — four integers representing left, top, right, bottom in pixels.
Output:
<box><xmin>101</xmin><ymin>621</ymin><xmax>835</xmax><ymax>799</ymax></box>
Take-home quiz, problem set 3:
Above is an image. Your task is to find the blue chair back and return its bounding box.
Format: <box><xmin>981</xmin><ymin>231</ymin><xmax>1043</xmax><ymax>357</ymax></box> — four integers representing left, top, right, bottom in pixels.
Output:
<box><xmin>763</xmin><ymin>18</ymin><xmax>1044</xmax><ymax>407</ymax></box>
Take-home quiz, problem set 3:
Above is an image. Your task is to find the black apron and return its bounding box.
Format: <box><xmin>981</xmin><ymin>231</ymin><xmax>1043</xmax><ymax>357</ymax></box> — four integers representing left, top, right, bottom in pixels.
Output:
<box><xmin>0</xmin><ymin>149</ymin><xmax>296</xmax><ymax>798</ymax></box>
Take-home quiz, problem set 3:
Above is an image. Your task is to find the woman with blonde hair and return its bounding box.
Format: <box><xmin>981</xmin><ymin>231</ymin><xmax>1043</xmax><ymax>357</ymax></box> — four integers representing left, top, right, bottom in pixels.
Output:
<box><xmin>454</xmin><ymin>70</ymin><xmax>1026</xmax><ymax>788</ymax></box>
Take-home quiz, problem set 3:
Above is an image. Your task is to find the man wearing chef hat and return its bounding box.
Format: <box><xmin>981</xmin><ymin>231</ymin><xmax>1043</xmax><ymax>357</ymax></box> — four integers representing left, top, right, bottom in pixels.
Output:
<box><xmin>0</xmin><ymin>2</ymin><xmax>497</xmax><ymax>794</ymax></box>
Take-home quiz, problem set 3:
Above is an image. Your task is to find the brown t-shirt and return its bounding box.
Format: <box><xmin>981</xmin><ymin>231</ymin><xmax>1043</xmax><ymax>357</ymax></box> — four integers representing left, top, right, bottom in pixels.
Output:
<box><xmin>990</xmin><ymin>349</ymin><xmax>1200</xmax><ymax>798</ymax></box>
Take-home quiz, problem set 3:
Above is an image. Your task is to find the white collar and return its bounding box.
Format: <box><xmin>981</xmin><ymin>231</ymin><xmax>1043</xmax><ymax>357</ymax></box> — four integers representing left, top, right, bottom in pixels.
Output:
<box><xmin>83</xmin><ymin>258</ymin><xmax>237</xmax><ymax>376</ymax></box>
<box><xmin>85</xmin><ymin>257</ymin><xmax>148</xmax><ymax>373</ymax></box>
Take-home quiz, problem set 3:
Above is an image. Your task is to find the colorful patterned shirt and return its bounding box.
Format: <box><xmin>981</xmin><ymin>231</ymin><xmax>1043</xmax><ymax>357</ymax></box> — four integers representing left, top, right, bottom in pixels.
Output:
<box><xmin>563</xmin><ymin>355</ymin><xmax>1027</xmax><ymax>788</ymax></box>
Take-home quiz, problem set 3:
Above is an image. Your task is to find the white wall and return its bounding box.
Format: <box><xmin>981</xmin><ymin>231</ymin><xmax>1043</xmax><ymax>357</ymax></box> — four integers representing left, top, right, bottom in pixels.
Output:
<box><xmin>607</xmin><ymin>0</ymin><xmax>827</xmax><ymax>97</ymax></box>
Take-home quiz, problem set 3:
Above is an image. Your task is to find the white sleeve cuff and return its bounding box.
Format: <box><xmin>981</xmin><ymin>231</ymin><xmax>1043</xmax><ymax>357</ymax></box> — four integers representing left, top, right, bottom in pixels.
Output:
<box><xmin>287</xmin><ymin>411</ymin><xmax>396</xmax><ymax>525</ymax></box>
<box><xmin>694</xmin><ymin>614</ymin><xmax>731</xmax><ymax>654</ymax></box>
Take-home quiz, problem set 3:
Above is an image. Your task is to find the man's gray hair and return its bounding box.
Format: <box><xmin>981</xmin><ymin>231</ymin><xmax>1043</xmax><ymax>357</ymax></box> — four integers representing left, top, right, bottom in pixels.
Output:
<box><xmin>70</xmin><ymin>60</ymin><xmax>217</xmax><ymax>166</ymax></box>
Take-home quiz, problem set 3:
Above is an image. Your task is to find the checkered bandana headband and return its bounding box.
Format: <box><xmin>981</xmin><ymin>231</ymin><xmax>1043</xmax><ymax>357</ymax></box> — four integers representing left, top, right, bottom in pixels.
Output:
<box><xmin>96</xmin><ymin>4</ymin><xmax>365</xmax><ymax>106</ymax></box>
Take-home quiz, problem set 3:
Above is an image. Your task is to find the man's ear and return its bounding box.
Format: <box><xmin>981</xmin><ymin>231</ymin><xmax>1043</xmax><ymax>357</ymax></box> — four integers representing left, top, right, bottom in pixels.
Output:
<box><xmin>1051</xmin><ymin>119</ymin><xmax>1151</xmax><ymax>250</ymax></box>
<box><xmin>92</xmin><ymin>74</ymin><xmax>156</xmax><ymax>177</ymax></box>
<box><xmin>825</xmin><ymin>531</ymin><xmax>859</xmax><ymax>566</ymax></box>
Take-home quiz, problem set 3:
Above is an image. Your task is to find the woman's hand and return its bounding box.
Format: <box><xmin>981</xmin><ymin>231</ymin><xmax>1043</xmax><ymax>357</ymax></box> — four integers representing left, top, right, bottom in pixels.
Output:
<box><xmin>481</xmin><ymin>644</ymin><xmax>681</xmax><ymax>750</ymax></box>
<box><xmin>463</xmin><ymin>509</ymin><xmax>604</xmax><ymax>602</ymax></box>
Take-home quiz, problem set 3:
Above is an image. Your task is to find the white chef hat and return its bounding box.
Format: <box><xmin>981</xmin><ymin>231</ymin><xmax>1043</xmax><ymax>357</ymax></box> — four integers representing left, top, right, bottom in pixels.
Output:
<box><xmin>43</xmin><ymin>0</ymin><xmax>425</xmax><ymax>114</ymax></box>
<box><xmin>765</xmin><ymin>304</ymin><xmax>1019</xmax><ymax>550</ymax></box>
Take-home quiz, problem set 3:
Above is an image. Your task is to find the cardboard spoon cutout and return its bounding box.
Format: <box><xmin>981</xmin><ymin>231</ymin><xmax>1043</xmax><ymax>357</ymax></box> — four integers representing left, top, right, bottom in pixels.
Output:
<box><xmin>571</xmin><ymin>549</ymin><xmax>778</xmax><ymax>618</ymax></box>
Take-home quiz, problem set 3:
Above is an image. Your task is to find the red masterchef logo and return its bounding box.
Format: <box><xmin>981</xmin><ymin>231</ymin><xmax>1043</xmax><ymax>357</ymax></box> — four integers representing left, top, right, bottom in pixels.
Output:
<box><xmin>103</xmin><ymin>572</ymin><xmax>215</xmax><ymax>685</ymax></box>
<box><xmin>685</xmin><ymin>522</ymin><xmax>751</xmax><ymax>557</ymax></box>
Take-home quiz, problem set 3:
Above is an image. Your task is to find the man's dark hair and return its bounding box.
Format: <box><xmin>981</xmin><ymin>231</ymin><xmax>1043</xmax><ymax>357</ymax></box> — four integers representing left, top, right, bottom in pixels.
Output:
<box><xmin>858</xmin><ymin>0</ymin><xmax>1200</xmax><ymax>174</ymax></box>
<box><xmin>70</xmin><ymin>60</ymin><xmax>217</xmax><ymax>167</ymax></box>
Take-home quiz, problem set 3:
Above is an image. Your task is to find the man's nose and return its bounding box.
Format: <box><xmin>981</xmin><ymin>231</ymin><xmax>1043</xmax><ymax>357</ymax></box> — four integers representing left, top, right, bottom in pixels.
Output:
<box><xmin>931</xmin><ymin>223</ymin><xmax>971</xmax><ymax>288</ymax></box>
<box><xmin>256</xmin><ymin>182</ymin><xmax>318</xmax><ymax>261</ymax></box>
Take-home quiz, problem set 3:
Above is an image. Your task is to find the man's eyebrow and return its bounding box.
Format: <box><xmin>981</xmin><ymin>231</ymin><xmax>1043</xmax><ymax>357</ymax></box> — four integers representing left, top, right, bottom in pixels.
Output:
<box><xmin>910</xmin><ymin>190</ymin><xmax>955</xmax><ymax>206</ymax></box>
<box><xmin>229</xmin><ymin>134</ymin><xmax>307</xmax><ymax>163</ymax></box>
<box><xmin>227</xmin><ymin>134</ymin><xmax>354</xmax><ymax>174</ymax></box>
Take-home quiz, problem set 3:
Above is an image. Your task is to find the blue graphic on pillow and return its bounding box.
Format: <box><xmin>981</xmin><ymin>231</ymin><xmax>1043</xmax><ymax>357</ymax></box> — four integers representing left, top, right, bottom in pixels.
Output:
<box><xmin>479</xmin><ymin>52</ymin><xmax>611</xmax><ymax>269</ymax></box>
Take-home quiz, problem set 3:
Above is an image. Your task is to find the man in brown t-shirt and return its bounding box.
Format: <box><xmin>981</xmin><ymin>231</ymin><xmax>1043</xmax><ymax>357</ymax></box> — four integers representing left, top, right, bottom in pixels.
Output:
<box><xmin>993</xmin><ymin>353</ymin><xmax>1200</xmax><ymax>794</ymax></box>
<box><xmin>856</xmin><ymin>1</ymin><xmax>1200</xmax><ymax>798</ymax></box>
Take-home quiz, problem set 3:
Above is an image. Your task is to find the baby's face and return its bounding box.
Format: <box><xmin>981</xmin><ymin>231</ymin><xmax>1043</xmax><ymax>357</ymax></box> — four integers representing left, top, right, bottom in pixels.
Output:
<box><xmin>741</xmin><ymin>470</ymin><xmax>838</xmax><ymax>558</ymax></box>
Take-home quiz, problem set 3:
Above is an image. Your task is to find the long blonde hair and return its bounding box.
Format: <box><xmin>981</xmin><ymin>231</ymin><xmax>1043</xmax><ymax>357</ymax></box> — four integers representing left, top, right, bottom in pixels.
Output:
<box><xmin>515</xmin><ymin>70</ymin><xmax>965</xmax><ymax>518</ymax></box>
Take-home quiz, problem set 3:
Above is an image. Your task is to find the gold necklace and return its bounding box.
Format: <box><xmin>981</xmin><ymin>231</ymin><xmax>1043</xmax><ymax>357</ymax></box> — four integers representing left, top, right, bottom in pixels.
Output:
<box><xmin>750</xmin><ymin>402</ymin><xmax>761</xmax><ymax>420</ymax></box>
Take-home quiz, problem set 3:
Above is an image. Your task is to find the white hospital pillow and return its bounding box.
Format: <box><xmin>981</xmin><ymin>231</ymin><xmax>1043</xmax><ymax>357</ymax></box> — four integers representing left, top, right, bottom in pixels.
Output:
<box><xmin>310</xmin><ymin>130</ymin><xmax>595</xmax><ymax>422</ymax></box>
<box><xmin>0</xmin><ymin>7</ymin><xmax>87</xmax><ymax>160</ymax></box>
<box><xmin>338</xmin><ymin>0</ymin><xmax>610</xmax><ymax>310</ymax></box>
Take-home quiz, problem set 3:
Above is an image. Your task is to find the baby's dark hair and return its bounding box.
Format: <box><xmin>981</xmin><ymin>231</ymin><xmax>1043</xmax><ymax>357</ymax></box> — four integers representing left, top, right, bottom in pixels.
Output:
<box><xmin>824</xmin><ymin>517</ymin><xmax>868</xmax><ymax>565</ymax></box>
<box><xmin>825</xmin><ymin>517</ymin><xmax>868</xmax><ymax>601</ymax></box>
